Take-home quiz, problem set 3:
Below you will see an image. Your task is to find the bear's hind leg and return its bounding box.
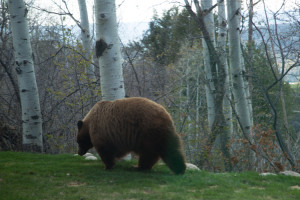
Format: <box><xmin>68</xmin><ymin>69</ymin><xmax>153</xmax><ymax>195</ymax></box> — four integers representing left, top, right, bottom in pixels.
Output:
<box><xmin>138</xmin><ymin>152</ymin><xmax>160</xmax><ymax>171</ymax></box>
<box><xmin>96</xmin><ymin>146</ymin><xmax>116</xmax><ymax>170</ymax></box>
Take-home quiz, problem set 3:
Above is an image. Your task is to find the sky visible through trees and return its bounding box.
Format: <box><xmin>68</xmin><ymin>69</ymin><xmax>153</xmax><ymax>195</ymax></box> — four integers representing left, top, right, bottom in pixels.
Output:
<box><xmin>32</xmin><ymin>0</ymin><xmax>297</xmax><ymax>43</ymax></box>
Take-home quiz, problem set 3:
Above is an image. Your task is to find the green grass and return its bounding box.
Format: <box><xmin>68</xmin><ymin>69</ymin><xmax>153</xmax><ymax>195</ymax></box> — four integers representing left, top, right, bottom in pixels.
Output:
<box><xmin>0</xmin><ymin>151</ymin><xmax>299</xmax><ymax>200</ymax></box>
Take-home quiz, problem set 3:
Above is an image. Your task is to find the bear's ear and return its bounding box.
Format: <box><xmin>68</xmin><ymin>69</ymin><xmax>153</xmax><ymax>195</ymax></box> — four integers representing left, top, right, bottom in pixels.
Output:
<box><xmin>77</xmin><ymin>120</ymin><xmax>83</xmax><ymax>129</ymax></box>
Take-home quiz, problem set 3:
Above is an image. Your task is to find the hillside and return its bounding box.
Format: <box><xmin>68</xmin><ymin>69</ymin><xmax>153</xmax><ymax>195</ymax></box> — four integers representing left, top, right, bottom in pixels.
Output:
<box><xmin>0</xmin><ymin>151</ymin><xmax>299</xmax><ymax>200</ymax></box>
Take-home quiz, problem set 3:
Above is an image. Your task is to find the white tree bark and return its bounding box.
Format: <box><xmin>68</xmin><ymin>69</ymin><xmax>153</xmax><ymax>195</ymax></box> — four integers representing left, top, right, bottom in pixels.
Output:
<box><xmin>184</xmin><ymin>0</ymin><xmax>232</xmax><ymax>170</ymax></box>
<box><xmin>8</xmin><ymin>0</ymin><xmax>43</xmax><ymax>152</ymax></box>
<box><xmin>201</xmin><ymin>0</ymin><xmax>216</xmax><ymax>129</ymax></box>
<box><xmin>94</xmin><ymin>0</ymin><xmax>125</xmax><ymax>101</ymax></box>
<box><xmin>94</xmin><ymin>0</ymin><xmax>128</xmax><ymax>159</ymax></box>
<box><xmin>247</xmin><ymin>0</ymin><xmax>254</xmax><ymax>127</ymax></box>
<box><xmin>78</xmin><ymin>0</ymin><xmax>95</xmax><ymax>81</ymax></box>
<box><xmin>241</xmin><ymin>51</ymin><xmax>253</xmax><ymax>127</ymax></box>
<box><xmin>227</xmin><ymin>0</ymin><xmax>252</xmax><ymax>140</ymax></box>
<box><xmin>217</xmin><ymin>0</ymin><xmax>233</xmax><ymax>135</ymax></box>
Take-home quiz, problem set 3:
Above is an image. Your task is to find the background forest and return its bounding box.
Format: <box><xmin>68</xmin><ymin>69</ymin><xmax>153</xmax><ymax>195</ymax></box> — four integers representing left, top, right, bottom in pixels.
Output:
<box><xmin>0</xmin><ymin>0</ymin><xmax>299</xmax><ymax>173</ymax></box>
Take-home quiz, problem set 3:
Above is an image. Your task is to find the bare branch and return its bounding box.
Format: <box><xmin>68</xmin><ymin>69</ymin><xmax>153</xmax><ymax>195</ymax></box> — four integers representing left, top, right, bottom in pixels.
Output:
<box><xmin>120</xmin><ymin>40</ymin><xmax>142</xmax><ymax>96</ymax></box>
<box><xmin>29</xmin><ymin>1</ymin><xmax>83</xmax><ymax>31</ymax></box>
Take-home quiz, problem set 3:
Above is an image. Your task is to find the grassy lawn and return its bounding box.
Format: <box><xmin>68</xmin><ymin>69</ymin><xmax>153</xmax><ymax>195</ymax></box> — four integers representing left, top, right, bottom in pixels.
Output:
<box><xmin>0</xmin><ymin>151</ymin><xmax>299</xmax><ymax>200</ymax></box>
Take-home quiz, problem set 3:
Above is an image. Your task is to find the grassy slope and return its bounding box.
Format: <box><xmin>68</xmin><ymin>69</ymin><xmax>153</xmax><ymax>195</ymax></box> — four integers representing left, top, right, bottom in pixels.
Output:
<box><xmin>0</xmin><ymin>152</ymin><xmax>299</xmax><ymax>200</ymax></box>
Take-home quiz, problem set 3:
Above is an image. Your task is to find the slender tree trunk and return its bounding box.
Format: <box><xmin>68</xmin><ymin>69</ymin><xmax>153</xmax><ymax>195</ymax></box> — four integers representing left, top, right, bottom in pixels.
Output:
<box><xmin>78</xmin><ymin>0</ymin><xmax>96</xmax><ymax>81</ymax></box>
<box><xmin>185</xmin><ymin>63</ymin><xmax>192</xmax><ymax>160</ymax></box>
<box><xmin>247</xmin><ymin>0</ymin><xmax>254</xmax><ymax>97</ymax></box>
<box><xmin>185</xmin><ymin>0</ymin><xmax>231</xmax><ymax>171</ymax></box>
<box><xmin>247</xmin><ymin>0</ymin><xmax>256</xmax><ymax>170</ymax></box>
<box><xmin>217</xmin><ymin>0</ymin><xmax>232</xmax><ymax>171</ymax></box>
<box><xmin>237</xmin><ymin>0</ymin><xmax>253</xmax><ymax>128</ymax></box>
<box><xmin>227</xmin><ymin>0</ymin><xmax>253</xmax><ymax>168</ymax></box>
<box><xmin>247</xmin><ymin>0</ymin><xmax>255</xmax><ymax>128</ymax></box>
<box><xmin>196</xmin><ymin>65</ymin><xmax>200</xmax><ymax>137</ymax></box>
<box><xmin>201</xmin><ymin>0</ymin><xmax>216</xmax><ymax>129</ymax></box>
<box><xmin>8</xmin><ymin>0</ymin><xmax>43</xmax><ymax>152</ymax></box>
<box><xmin>94</xmin><ymin>0</ymin><xmax>125</xmax><ymax>101</ymax></box>
<box><xmin>227</xmin><ymin>0</ymin><xmax>252</xmax><ymax>134</ymax></box>
<box><xmin>94</xmin><ymin>0</ymin><xmax>128</xmax><ymax>159</ymax></box>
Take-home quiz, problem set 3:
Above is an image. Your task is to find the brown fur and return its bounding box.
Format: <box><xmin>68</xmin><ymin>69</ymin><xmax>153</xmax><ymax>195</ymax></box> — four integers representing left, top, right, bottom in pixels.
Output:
<box><xmin>76</xmin><ymin>97</ymin><xmax>186</xmax><ymax>174</ymax></box>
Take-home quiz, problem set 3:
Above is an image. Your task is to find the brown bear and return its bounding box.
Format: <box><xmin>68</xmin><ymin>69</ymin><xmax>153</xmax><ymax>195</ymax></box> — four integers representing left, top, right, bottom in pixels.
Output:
<box><xmin>76</xmin><ymin>97</ymin><xmax>186</xmax><ymax>174</ymax></box>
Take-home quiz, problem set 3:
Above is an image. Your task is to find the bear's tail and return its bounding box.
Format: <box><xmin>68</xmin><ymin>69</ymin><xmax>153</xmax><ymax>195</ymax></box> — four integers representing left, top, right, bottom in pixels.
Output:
<box><xmin>161</xmin><ymin>131</ymin><xmax>186</xmax><ymax>175</ymax></box>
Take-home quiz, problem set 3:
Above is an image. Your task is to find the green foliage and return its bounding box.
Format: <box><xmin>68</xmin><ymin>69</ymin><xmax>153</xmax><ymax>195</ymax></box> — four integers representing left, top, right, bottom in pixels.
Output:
<box><xmin>142</xmin><ymin>7</ymin><xmax>201</xmax><ymax>65</ymax></box>
<box><xmin>0</xmin><ymin>152</ymin><xmax>300</xmax><ymax>200</ymax></box>
<box><xmin>244</xmin><ymin>44</ymin><xmax>296</xmax><ymax>127</ymax></box>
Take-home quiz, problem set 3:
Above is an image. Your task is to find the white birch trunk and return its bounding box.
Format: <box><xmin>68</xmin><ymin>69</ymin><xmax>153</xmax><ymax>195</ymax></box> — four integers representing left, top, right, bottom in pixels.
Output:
<box><xmin>196</xmin><ymin>66</ymin><xmax>201</xmax><ymax>132</ymax></box>
<box><xmin>8</xmin><ymin>0</ymin><xmax>43</xmax><ymax>152</ymax></box>
<box><xmin>217</xmin><ymin>0</ymin><xmax>233</xmax><ymax>135</ymax></box>
<box><xmin>247</xmin><ymin>0</ymin><xmax>254</xmax><ymax>127</ymax></box>
<box><xmin>227</xmin><ymin>0</ymin><xmax>252</xmax><ymax>140</ymax></box>
<box><xmin>94</xmin><ymin>0</ymin><xmax>125</xmax><ymax>101</ymax></box>
<box><xmin>201</xmin><ymin>0</ymin><xmax>216</xmax><ymax>129</ymax></box>
<box><xmin>241</xmin><ymin>51</ymin><xmax>253</xmax><ymax>126</ymax></box>
<box><xmin>94</xmin><ymin>0</ymin><xmax>128</xmax><ymax>159</ymax></box>
<box><xmin>78</xmin><ymin>0</ymin><xmax>95</xmax><ymax>81</ymax></box>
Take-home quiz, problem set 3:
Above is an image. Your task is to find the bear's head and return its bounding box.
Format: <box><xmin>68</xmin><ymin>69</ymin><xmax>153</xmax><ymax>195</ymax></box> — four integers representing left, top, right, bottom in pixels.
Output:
<box><xmin>76</xmin><ymin>120</ymin><xmax>93</xmax><ymax>156</ymax></box>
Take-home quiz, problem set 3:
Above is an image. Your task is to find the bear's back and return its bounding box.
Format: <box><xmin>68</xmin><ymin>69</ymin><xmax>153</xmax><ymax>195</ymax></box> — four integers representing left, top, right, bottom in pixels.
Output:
<box><xmin>113</xmin><ymin>97</ymin><xmax>172</xmax><ymax>127</ymax></box>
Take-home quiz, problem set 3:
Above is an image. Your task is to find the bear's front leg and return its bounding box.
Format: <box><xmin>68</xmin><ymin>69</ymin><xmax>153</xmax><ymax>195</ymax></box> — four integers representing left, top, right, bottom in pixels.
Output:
<box><xmin>96</xmin><ymin>146</ymin><xmax>116</xmax><ymax>170</ymax></box>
